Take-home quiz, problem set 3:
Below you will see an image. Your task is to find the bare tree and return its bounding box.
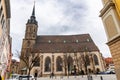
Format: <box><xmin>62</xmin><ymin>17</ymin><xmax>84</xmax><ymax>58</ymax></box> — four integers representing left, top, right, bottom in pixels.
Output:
<box><xmin>62</xmin><ymin>54</ymin><xmax>68</xmax><ymax>76</ymax></box>
<box><xmin>16</xmin><ymin>50</ymin><xmax>40</xmax><ymax>80</ymax></box>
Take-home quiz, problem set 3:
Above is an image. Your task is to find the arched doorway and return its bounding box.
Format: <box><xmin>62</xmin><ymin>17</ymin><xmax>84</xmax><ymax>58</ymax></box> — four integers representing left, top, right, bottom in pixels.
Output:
<box><xmin>34</xmin><ymin>69</ymin><xmax>38</xmax><ymax>77</ymax></box>
<box><xmin>96</xmin><ymin>68</ymin><xmax>100</xmax><ymax>74</ymax></box>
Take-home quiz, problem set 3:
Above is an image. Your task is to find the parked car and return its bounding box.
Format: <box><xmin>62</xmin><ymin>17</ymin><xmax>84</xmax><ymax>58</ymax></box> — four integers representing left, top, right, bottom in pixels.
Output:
<box><xmin>7</xmin><ymin>74</ymin><xmax>20</xmax><ymax>80</ymax></box>
<box><xmin>19</xmin><ymin>75</ymin><xmax>35</xmax><ymax>80</ymax></box>
<box><xmin>98</xmin><ymin>71</ymin><xmax>107</xmax><ymax>74</ymax></box>
<box><xmin>98</xmin><ymin>70</ymin><xmax>115</xmax><ymax>74</ymax></box>
<box><xmin>105</xmin><ymin>70</ymin><xmax>115</xmax><ymax>74</ymax></box>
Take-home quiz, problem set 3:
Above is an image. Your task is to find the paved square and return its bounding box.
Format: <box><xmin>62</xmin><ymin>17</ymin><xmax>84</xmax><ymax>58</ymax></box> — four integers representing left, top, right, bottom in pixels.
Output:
<box><xmin>37</xmin><ymin>74</ymin><xmax>117</xmax><ymax>80</ymax></box>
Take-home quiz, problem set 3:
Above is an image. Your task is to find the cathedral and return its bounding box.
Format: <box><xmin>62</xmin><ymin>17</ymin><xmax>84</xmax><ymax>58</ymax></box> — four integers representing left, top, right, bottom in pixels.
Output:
<box><xmin>19</xmin><ymin>5</ymin><xmax>105</xmax><ymax>77</ymax></box>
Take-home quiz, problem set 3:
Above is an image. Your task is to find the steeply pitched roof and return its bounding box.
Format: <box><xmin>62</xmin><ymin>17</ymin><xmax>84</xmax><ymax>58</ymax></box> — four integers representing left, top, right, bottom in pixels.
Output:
<box><xmin>32</xmin><ymin>34</ymin><xmax>99</xmax><ymax>53</ymax></box>
<box><xmin>26</xmin><ymin>3</ymin><xmax>37</xmax><ymax>25</ymax></box>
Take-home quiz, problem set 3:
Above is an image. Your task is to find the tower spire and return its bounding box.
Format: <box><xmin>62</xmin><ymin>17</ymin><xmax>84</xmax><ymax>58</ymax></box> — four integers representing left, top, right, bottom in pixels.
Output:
<box><xmin>27</xmin><ymin>0</ymin><xmax>37</xmax><ymax>25</ymax></box>
<box><xmin>32</xmin><ymin>1</ymin><xmax>35</xmax><ymax>16</ymax></box>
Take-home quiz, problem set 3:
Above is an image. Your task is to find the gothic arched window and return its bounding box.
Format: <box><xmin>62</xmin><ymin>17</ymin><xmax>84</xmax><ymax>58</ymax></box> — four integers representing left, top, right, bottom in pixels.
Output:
<box><xmin>67</xmin><ymin>56</ymin><xmax>73</xmax><ymax>71</ymax></box>
<box><xmin>44</xmin><ymin>56</ymin><xmax>51</xmax><ymax>72</ymax></box>
<box><xmin>94</xmin><ymin>55</ymin><xmax>99</xmax><ymax>65</ymax></box>
<box><xmin>56</xmin><ymin>56</ymin><xmax>63</xmax><ymax>71</ymax></box>
<box><xmin>85</xmin><ymin>55</ymin><xmax>90</xmax><ymax>66</ymax></box>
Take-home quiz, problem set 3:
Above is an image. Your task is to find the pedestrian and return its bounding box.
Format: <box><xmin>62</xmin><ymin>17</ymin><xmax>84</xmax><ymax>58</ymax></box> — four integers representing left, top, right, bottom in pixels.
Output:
<box><xmin>51</xmin><ymin>72</ymin><xmax>54</xmax><ymax>78</ymax></box>
<box><xmin>100</xmin><ymin>76</ymin><xmax>103</xmax><ymax>80</ymax></box>
<box><xmin>90</xmin><ymin>76</ymin><xmax>93</xmax><ymax>80</ymax></box>
<box><xmin>50</xmin><ymin>73</ymin><xmax>51</xmax><ymax>78</ymax></box>
<box><xmin>34</xmin><ymin>72</ymin><xmax>37</xmax><ymax>80</ymax></box>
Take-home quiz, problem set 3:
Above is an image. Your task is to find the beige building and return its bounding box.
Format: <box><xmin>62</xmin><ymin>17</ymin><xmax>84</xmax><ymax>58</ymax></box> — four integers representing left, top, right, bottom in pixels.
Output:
<box><xmin>0</xmin><ymin>0</ymin><xmax>12</xmax><ymax>78</ymax></box>
<box><xmin>100</xmin><ymin>0</ymin><xmax>120</xmax><ymax>80</ymax></box>
<box><xmin>19</xmin><ymin>5</ymin><xmax>105</xmax><ymax>77</ymax></box>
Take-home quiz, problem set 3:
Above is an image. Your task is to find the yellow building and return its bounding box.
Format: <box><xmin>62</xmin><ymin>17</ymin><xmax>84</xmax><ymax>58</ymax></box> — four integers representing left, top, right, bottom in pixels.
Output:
<box><xmin>100</xmin><ymin>0</ymin><xmax>120</xmax><ymax>80</ymax></box>
<box><xmin>0</xmin><ymin>0</ymin><xmax>12</xmax><ymax>79</ymax></box>
<box><xmin>113</xmin><ymin>0</ymin><xmax>120</xmax><ymax>17</ymax></box>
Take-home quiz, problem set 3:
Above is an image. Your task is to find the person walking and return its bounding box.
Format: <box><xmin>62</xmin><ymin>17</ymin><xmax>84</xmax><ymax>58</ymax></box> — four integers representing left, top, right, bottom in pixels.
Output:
<box><xmin>34</xmin><ymin>73</ymin><xmax>37</xmax><ymax>80</ymax></box>
<box><xmin>100</xmin><ymin>76</ymin><xmax>103</xmax><ymax>80</ymax></box>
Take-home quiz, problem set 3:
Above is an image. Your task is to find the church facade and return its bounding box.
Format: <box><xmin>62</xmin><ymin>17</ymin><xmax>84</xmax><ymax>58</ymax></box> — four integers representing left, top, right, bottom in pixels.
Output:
<box><xmin>19</xmin><ymin>5</ymin><xmax>105</xmax><ymax>77</ymax></box>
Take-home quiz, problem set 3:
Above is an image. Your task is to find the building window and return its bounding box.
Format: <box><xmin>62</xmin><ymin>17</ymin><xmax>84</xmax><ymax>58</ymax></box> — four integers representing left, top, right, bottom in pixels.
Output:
<box><xmin>1</xmin><ymin>14</ymin><xmax>4</xmax><ymax>25</ymax></box>
<box><xmin>48</xmin><ymin>40</ymin><xmax>51</xmax><ymax>43</ymax></box>
<box><xmin>87</xmin><ymin>39</ymin><xmax>90</xmax><ymax>42</ymax></box>
<box><xmin>27</xmin><ymin>41</ymin><xmax>30</xmax><ymax>47</ymax></box>
<box><xmin>44</xmin><ymin>56</ymin><xmax>51</xmax><ymax>72</ymax></box>
<box><xmin>0</xmin><ymin>6</ymin><xmax>2</xmax><ymax>17</ymax></box>
<box><xmin>67</xmin><ymin>56</ymin><xmax>73</xmax><ymax>71</ymax></box>
<box><xmin>85</xmin><ymin>55</ymin><xmax>90</xmax><ymax>66</ymax></box>
<box><xmin>56</xmin><ymin>56</ymin><xmax>62</xmax><ymax>71</ymax></box>
<box><xmin>2</xmin><ymin>19</ymin><xmax>5</xmax><ymax>28</ymax></box>
<box><xmin>63</xmin><ymin>40</ymin><xmax>66</xmax><ymax>43</ymax></box>
<box><xmin>94</xmin><ymin>55</ymin><xmax>99</xmax><ymax>65</ymax></box>
<box><xmin>34</xmin><ymin>58</ymin><xmax>40</xmax><ymax>66</ymax></box>
<box><xmin>34</xmin><ymin>28</ymin><xmax>36</xmax><ymax>32</ymax></box>
<box><xmin>76</xmin><ymin>40</ymin><xmax>79</xmax><ymax>43</ymax></box>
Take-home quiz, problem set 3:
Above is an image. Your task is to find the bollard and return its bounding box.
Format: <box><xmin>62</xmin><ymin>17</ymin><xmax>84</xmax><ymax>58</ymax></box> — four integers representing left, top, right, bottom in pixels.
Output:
<box><xmin>100</xmin><ymin>76</ymin><xmax>103</xmax><ymax>80</ymax></box>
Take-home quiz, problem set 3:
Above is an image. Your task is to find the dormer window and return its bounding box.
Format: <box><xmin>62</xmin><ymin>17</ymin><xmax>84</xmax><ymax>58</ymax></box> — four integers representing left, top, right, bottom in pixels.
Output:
<box><xmin>48</xmin><ymin>40</ymin><xmax>51</xmax><ymax>43</ymax></box>
<box><xmin>76</xmin><ymin>40</ymin><xmax>79</xmax><ymax>43</ymax></box>
<box><xmin>87</xmin><ymin>39</ymin><xmax>90</xmax><ymax>42</ymax></box>
<box><xmin>63</xmin><ymin>40</ymin><xmax>66</xmax><ymax>43</ymax></box>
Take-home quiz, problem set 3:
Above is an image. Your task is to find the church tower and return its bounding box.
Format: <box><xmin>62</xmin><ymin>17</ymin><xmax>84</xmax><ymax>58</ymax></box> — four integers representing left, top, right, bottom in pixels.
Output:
<box><xmin>100</xmin><ymin>0</ymin><xmax>120</xmax><ymax>79</ymax></box>
<box><xmin>19</xmin><ymin>4</ymin><xmax>38</xmax><ymax>73</ymax></box>
<box><xmin>21</xmin><ymin>4</ymin><xmax>38</xmax><ymax>56</ymax></box>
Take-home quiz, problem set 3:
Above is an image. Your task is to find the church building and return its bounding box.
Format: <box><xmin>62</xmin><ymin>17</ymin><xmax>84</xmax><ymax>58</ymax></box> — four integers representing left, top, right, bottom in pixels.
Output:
<box><xmin>19</xmin><ymin>4</ymin><xmax>105</xmax><ymax>77</ymax></box>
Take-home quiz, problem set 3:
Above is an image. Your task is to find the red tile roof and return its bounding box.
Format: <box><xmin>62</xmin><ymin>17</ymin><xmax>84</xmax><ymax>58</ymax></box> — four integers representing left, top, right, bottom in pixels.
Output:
<box><xmin>32</xmin><ymin>34</ymin><xmax>99</xmax><ymax>53</ymax></box>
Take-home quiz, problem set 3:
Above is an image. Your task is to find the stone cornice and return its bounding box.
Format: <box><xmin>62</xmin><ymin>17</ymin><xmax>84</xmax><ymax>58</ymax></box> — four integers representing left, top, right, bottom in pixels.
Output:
<box><xmin>107</xmin><ymin>35</ymin><xmax>120</xmax><ymax>46</ymax></box>
<box><xmin>99</xmin><ymin>1</ymin><xmax>115</xmax><ymax>17</ymax></box>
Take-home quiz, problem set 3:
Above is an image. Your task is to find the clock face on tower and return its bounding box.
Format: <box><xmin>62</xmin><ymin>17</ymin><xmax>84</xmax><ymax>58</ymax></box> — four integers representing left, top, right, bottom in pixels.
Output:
<box><xmin>113</xmin><ymin>0</ymin><xmax>120</xmax><ymax>18</ymax></box>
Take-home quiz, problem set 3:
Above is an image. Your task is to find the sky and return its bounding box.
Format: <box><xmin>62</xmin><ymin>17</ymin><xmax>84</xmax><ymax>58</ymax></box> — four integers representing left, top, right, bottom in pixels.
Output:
<box><xmin>10</xmin><ymin>0</ymin><xmax>111</xmax><ymax>59</ymax></box>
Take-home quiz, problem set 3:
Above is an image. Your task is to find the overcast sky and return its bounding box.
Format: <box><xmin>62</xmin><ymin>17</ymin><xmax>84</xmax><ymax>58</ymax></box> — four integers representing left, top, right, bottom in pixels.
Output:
<box><xmin>10</xmin><ymin>0</ymin><xmax>111</xmax><ymax>59</ymax></box>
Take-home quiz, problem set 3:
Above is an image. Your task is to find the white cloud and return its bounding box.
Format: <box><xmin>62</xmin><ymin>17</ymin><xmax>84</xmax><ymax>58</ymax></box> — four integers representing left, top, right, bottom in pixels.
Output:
<box><xmin>10</xmin><ymin>0</ymin><xmax>111</xmax><ymax>58</ymax></box>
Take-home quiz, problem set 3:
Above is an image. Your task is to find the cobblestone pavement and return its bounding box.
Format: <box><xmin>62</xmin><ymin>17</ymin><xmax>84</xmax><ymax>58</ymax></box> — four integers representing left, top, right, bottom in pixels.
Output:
<box><xmin>37</xmin><ymin>74</ymin><xmax>117</xmax><ymax>80</ymax></box>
